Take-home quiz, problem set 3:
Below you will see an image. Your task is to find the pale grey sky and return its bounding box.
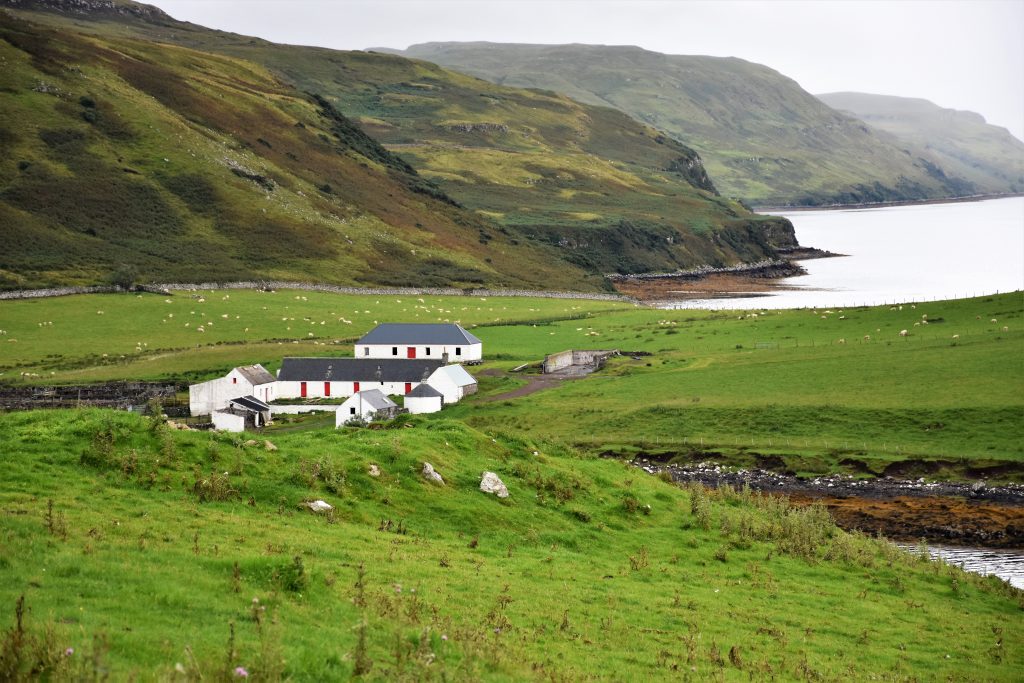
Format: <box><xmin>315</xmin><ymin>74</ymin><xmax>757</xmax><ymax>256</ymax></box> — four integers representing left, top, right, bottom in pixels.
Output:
<box><xmin>151</xmin><ymin>0</ymin><xmax>1024</xmax><ymax>140</ymax></box>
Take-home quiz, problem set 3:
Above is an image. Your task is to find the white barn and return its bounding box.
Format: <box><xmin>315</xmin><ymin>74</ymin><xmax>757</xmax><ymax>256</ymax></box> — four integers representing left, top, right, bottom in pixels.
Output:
<box><xmin>336</xmin><ymin>390</ymin><xmax>399</xmax><ymax>426</ymax></box>
<box><xmin>427</xmin><ymin>365</ymin><xmax>478</xmax><ymax>404</ymax></box>
<box><xmin>276</xmin><ymin>358</ymin><xmax>444</xmax><ymax>400</ymax></box>
<box><xmin>354</xmin><ymin>323</ymin><xmax>482</xmax><ymax>362</ymax></box>
<box><xmin>189</xmin><ymin>364</ymin><xmax>276</xmax><ymax>416</ymax></box>
<box><xmin>404</xmin><ymin>383</ymin><xmax>444</xmax><ymax>414</ymax></box>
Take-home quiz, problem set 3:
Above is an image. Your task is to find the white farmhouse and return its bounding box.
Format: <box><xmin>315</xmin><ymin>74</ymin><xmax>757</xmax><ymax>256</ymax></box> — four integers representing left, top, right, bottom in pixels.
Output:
<box><xmin>426</xmin><ymin>364</ymin><xmax>478</xmax><ymax>404</ymax></box>
<box><xmin>276</xmin><ymin>358</ymin><xmax>443</xmax><ymax>400</ymax></box>
<box><xmin>403</xmin><ymin>383</ymin><xmax>444</xmax><ymax>414</ymax></box>
<box><xmin>189</xmin><ymin>364</ymin><xmax>276</xmax><ymax>416</ymax></box>
<box><xmin>354</xmin><ymin>323</ymin><xmax>482</xmax><ymax>362</ymax></box>
<box><xmin>336</xmin><ymin>390</ymin><xmax>399</xmax><ymax>426</ymax></box>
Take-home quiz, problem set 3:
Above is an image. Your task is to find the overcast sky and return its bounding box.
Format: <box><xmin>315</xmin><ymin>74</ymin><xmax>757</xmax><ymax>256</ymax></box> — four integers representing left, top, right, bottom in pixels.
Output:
<box><xmin>150</xmin><ymin>0</ymin><xmax>1024</xmax><ymax>140</ymax></box>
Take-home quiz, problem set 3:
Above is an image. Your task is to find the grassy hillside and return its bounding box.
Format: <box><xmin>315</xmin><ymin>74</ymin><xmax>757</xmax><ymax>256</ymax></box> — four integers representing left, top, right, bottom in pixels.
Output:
<box><xmin>1</xmin><ymin>289</ymin><xmax>1020</xmax><ymax>476</ymax></box>
<box><xmin>1</xmin><ymin>408</ymin><xmax>1021</xmax><ymax>679</ymax></box>
<box><xmin>390</xmin><ymin>42</ymin><xmax>988</xmax><ymax>206</ymax></box>
<box><xmin>818</xmin><ymin>92</ymin><xmax>1024</xmax><ymax>196</ymax></box>
<box><xmin>2</xmin><ymin>1</ymin><xmax>799</xmax><ymax>282</ymax></box>
<box><xmin>0</xmin><ymin>11</ymin><xmax>620</xmax><ymax>292</ymax></box>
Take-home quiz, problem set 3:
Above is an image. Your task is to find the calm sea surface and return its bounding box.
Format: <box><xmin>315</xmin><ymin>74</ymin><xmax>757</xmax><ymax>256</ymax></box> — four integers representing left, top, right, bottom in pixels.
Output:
<box><xmin>664</xmin><ymin>196</ymin><xmax>1024</xmax><ymax>309</ymax></box>
<box><xmin>897</xmin><ymin>544</ymin><xmax>1024</xmax><ymax>590</ymax></box>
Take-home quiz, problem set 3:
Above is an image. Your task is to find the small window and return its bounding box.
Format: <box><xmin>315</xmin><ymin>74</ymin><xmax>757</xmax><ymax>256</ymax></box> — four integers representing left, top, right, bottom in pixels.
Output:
<box><xmin>364</xmin><ymin>347</ymin><xmax>369</xmax><ymax>356</ymax></box>
<box><xmin>392</xmin><ymin>346</ymin><xmax>398</xmax><ymax>356</ymax></box>
<box><xmin>350</xmin><ymin>407</ymin><xmax>356</xmax><ymax>415</ymax></box>
<box><xmin>455</xmin><ymin>347</ymin><xmax>462</xmax><ymax>356</ymax></box>
<box><xmin>232</xmin><ymin>377</ymin><xmax>237</xmax><ymax>384</ymax></box>
<box><xmin>425</xmin><ymin>347</ymin><xmax>431</xmax><ymax>356</ymax></box>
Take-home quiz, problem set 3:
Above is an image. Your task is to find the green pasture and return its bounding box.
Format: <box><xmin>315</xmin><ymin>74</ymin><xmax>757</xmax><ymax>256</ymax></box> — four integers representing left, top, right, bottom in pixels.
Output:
<box><xmin>1</xmin><ymin>290</ymin><xmax>1021</xmax><ymax>473</ymax></box>
<box><xmin>0</xmin><ymin>409</ymin><xmax>1020</xmax><ymax>680</ymax></box>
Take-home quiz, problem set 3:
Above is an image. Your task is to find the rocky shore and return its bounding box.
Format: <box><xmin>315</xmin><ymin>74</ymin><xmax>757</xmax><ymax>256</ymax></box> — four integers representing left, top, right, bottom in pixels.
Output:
<box><xmin>630</xmin><ymin>458</ymin><xmax>1024</xmax><ymax>548</ymax></box>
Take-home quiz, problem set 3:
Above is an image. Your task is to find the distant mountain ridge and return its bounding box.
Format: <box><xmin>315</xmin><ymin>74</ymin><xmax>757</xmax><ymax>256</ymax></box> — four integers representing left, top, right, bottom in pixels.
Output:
<box><xmin>0</xmin><ymin>0</ymin><xmax>800</xmax><ymax>291</ymax></box>
<box><xmin>817</xmin><ymin>92</ymin><xmax>1024</xmax><ymax>197</ymax></box>
<box><xmin>388</xmin><ymin>41</ymin><xmax>1005</xmax><ymax>206</ymax></box>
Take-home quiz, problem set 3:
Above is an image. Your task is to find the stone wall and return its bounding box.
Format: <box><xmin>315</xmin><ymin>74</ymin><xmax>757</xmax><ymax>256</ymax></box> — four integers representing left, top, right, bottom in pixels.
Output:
<box><xmin>0</xmin><ymin>281</ymin><xmax>634</xmax><ymax>303</ymax></box>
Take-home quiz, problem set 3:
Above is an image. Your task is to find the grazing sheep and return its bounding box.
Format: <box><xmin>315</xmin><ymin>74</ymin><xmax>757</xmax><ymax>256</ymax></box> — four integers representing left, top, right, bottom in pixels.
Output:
<box><xmin>1002</xmin><ymin>326</ymin><xmax>1009</xmax><ymax>332</ymax></box>
<box><xmin>899</xmin><ymin>330</ymin><xmax>909</xmax><ymax>337</ymax></box>
<box><xmin>952</xmin><ymin>334</ymin><xmax>960</xmax><ymax>340</ymax></box>
<box><xmin>863</xmin><ymin>335</ymin><xmax>871</xmax><ymax>341</ymax></box>
<box><xmin>991</xmin><ymin>319</ymin><xmax>998</xmax><ymax>323</ymax></box>
<box><xmin>837</xmin><ymin>338</ymin><xmax>846</xmax><ymax>344</ymax></box>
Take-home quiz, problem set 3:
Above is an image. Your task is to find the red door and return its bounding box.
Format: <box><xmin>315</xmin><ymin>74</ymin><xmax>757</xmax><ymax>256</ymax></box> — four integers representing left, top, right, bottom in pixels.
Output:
<box><xmin>405</xmin><ymin>382</ymin><xmax>412</xmax><ymax>394</ymax></box>
<box><xmin>324</xmin><ymin>382</ymin><xmax>331</xmax><ymax>397</ymax></box>
<box><xmin>353</xmin><ymin>381</ymin><xmax>360</xmax><ymax>393</ymax></box>
<box><xmin>407</xmin><ymin>347</ymin><xmax>416</xmax><ymax>359</ymax></box>
<box><xmin>300</xmin><ymin>381</ymin><xmax>307</xmax><ymax>398</ymax></box>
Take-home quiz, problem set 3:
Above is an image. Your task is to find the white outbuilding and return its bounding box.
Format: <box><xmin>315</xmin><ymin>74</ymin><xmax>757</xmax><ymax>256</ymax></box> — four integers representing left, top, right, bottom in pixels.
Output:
<box><xmin>426</xmin><ymin>364</ymin><xmax>478</xmax><ymax>404</ymax></box>
<box><xmin>336</xmin><ymin>390</ymin><xmax>399</xmax><ymax>426</ymax></box>
<box><xmin>189</xmin><ymin>364</ymin><xmax>276</xmax><ymax>416</ymax></box>
<box><xmin>354</xmin><ymin>323</ymin><xmax>482</xmax><ymax>362</ymax></box>
<box><xmin>404</xmin><ymin>383</ymin><xmax>444</xmax><ymax>414</ymax></box>
<box><xmin>212</xmin><ymin>395</ymin><xmax>272</xmax><ymax>432</ymax></box>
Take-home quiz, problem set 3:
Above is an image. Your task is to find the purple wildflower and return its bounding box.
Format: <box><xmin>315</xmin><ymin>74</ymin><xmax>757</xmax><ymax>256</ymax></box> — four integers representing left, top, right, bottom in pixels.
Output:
<box><xmin>64</xmin><ymin>647</ymin><xmax>74</xmax><ymax>656</ymax></box>
<box><xmin>234</xmin><ymin>666</ymin><xmax>249</xmax><ymax>678</ymax></box>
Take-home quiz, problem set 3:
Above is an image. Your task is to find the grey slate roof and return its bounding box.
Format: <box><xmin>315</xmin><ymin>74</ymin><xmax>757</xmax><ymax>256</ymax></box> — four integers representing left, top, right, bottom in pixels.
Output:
<box><xmin>406</xmin><ymin>383</ymin><xmax>443</xmax><ymax>398</ymax></box>
<box><xmin>353</xmin><ymin>389</ymin><xmax>397</xmax><ymax>410</ymax></box>
<box><xmin>278</xmin><ymin>357</ymin><xmax>444</xmax><ymax>382</ymax></box>
<box><xmin>228</xmin><ymin>395</ymin><xmax>271</xmax><ymax>412</ymax></box>
<box><xmin>356</xmin><ymin>323</ymin><xmax>482</xmax><ymax>346</ymax></box>
<box><xmin>236</xmin><ymin>364</ymin><xmax>275</xmax><ymax>385</ymax></box>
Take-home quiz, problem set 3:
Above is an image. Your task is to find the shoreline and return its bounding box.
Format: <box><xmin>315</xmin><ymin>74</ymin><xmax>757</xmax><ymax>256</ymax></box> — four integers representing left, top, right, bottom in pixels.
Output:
<box><xmin>629</xmin><ymin>457</ymin><xmax>1024</xmax><ymax>548</ymax></box>
<box><xmin>753</xmin><ymin>191</ymin><xmax>1024</xmax><ymax>213</ymax></box>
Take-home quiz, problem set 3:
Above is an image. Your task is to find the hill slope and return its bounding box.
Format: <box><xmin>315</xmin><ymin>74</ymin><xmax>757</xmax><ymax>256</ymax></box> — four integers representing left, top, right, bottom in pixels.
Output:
<box><xmin>0</xmin><ymin>12</ymin><xmax>606</xmax><ymax>291</ymax></box>
<box><xmin>1</xmin><ymin>1</ymin><xmax>798</xmax><ymax>286</ymax></box>
<box><xmin>818</xmin><ymin>92</ymin><xmax>1024</xmax><ymax>196</ymax></box>
<box><xmin>390</xmin><ymin>42</ymin><xmax>988</xmax><ymax>206</ymax></box>
<box><xmin>1</xmin><ymin>408</ymin><xmax>1021</xmax><ymax>679</ymax></box>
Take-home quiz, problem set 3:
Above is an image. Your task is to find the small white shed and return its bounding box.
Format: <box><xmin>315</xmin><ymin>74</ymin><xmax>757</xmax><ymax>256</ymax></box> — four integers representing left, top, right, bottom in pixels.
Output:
<box><xmin>336</xmin><ymin>390</ymin><xmax>399</xmax><ymax>426</ymax></box>
<box><xmin>404</xmin><ymin>383</ymin><xmax>444</xmax><ymax>414</ymax></box>
<box><xmin>426</xmin><ymin>364</ymin><xmax>477</xmax><ymax>404</ymax></box>
<box><xmin>212</xmin><ymin>395</ymin><xmax>272</xmax><ymax>432</ymax></box>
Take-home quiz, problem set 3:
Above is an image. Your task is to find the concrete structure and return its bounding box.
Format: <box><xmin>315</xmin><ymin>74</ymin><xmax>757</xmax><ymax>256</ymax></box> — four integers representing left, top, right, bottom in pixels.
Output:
<box><xmin>355</xmin><ymin>323</ymin><xmax>482</xmax><ymax>362</ymax></box>
<box><xmin>426</xmin><ymin>364</ymin><xmax>477</xmax><ymax>404</ymax></box>
<box><xmin>403</xmin><ymin>383</ymin><xmax>444</xmax><ymax>414</ymax></box>
<box><xmin>542</xmin><ymin>350</ymin><xmax>618</xmax><ymax>374</ymax></box>
<box><xmin>212</xmin><ymin>395</ymin><xmax>272</xmax><ymax>432</ymax></box>
<box><xmin>189</xmin><ymin>364</ymin><xmax>276</xmax><ymax>416</ymax></box>
<box><xmin>336</xmin><ymin>390</ymin><xmax>399</xmax><ymax>426</ymax></box>
<box><xmin>276</xmin><ymin>358</ymin><xmax>443</xmax><ymax>400</ymax></box>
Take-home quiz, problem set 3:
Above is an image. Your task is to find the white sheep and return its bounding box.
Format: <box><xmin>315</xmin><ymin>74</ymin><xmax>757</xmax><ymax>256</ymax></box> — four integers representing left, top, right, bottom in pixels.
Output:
<box><xmin>899</xmin><ymin>329</ymin><xmax>909</xmax><ymax>337</ymax></box>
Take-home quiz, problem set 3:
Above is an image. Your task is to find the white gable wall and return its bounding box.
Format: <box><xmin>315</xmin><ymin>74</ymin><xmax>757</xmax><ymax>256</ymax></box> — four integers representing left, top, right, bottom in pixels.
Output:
<box><xmin>189</xmin><ymin>368</ymin><xmax>276</xmax><ymax>416</ymax></box>
<box><xmin>336</xmin><ymin>394</ymin><xmax>391</xmax><ymax>426</ymax></box>
<box><xmin>405</xmin><ymin>393</ymin><xmax>443</xmax><ymax>414</ymax></box>
<box><xmin>212</xmin><ymin>410</ymin><xmax>246</xmax><ymax>432</ymax></box>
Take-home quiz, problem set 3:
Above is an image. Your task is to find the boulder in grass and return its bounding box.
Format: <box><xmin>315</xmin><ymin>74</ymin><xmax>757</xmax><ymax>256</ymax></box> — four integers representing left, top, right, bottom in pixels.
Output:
<box><xmin>368</xmin><ymin>464</ymin><xmax>381</xmax><ymax>478</ymax></box>
<box><xmin>305</xmin><ymin>499</ymin><xmax>333</xmax><ymax>513</ymax></box>
<box><xmin>480</xmin><ymin>471</ymin><xmax>509</xmax><ymax>498</ymax></box>
<box><xmin>422</xmin><ymin>462</ymin><xmax>445</xmax><ymax>486</ymax></box>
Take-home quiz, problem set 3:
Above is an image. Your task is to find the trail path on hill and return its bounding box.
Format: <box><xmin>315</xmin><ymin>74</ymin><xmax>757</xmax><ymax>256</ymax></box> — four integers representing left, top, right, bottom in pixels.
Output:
<box><xmin>480</xmin><ymin>366</ymin><xmax>596</xmax><ymax>402</ymax></box>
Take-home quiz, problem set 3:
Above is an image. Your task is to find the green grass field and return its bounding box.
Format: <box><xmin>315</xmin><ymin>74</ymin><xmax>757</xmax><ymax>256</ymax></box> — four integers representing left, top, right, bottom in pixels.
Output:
<box><xmin>1</xmin><ymin>409</ymin><xmax>1021</xmax><ymax>680</ymax></box>
<box><xmin>2</xmin><ymin>289</ymin><xmax>1021</xmax><ymax>475</ymax></box>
